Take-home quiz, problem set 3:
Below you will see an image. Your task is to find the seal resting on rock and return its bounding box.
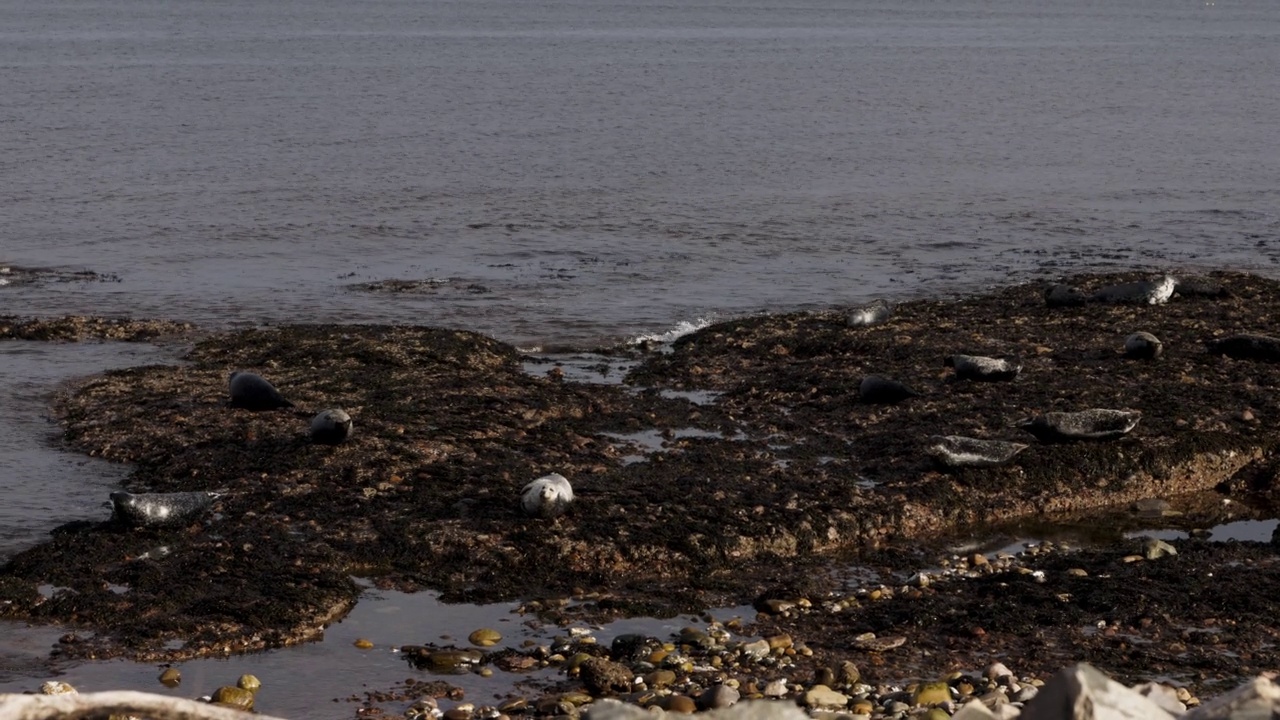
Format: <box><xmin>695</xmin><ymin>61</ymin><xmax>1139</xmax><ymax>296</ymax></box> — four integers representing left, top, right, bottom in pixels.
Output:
<box><xmin>228</xmin><ymin>371</ymin><xmax>293</xmax><ymax>410</ymax></box>
<box><xmin>927</xmin><ymin>435</ymin><xmax>1029</xmax><ymax>469</ymax></box>
<box><xmin>521</xmin><ymin>473</ymin><xmax>573</xmax><ymax>518</ymax></box>
<box><xmin>110</xmin><ymin>491</ymin><xmax>221</xmax><ymax>528</ymax></box>
<box><xmin>1016</xmin><ymin>409</ymin><xmax>1141</xmax><ymax>443</ymax></box>
<box><xmin>1091</xmin><ymin>275</ymin><xmax>1176</xmax><ymax>305</ymax></box>
<box><xmin>1206</xmin><ymin>333</ymin><xmax>1280</xmax><ymax>362</ymax></box>
<box><xmin>858</xmin><ymin>375</ymin><xmax>919</xmax><ymax>404</ymax></box>
<box><xmin>847</xmin><ymin>299</ymin><xmax>893</xmax><ymax>327</ymax></box>
<box><xmin>944</xmin><ymin>354</ymin><xmax>1022</xmax><ymax>382</ymax></box>
<box><xmin>1124</xmin><ymin>332</ymin><xmax>1164</xmax><ymax>360</ymax></box>
<box><xmin>310</xmin><ymin>408</ymin><xmax>353</xmax><ymax>445</ymax></box>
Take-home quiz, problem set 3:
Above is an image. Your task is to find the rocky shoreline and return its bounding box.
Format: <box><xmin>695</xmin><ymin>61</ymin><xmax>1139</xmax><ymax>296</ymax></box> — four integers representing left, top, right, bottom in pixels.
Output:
<box><xmin>2</xmin><ymin>270</ymin><xmax>1280</xmax><ymax>715</ymax></box>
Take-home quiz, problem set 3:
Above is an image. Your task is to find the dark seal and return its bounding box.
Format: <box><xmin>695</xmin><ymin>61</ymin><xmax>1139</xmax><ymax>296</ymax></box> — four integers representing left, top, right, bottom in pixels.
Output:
<box><xmin>1017</xmin><ymin>409</ymin><xmax>1141</xmax><ymax>443</ymax></box>
<box><xmin>858</xmin><ymin>375</ymin><xmax>919</xmax><ymax>404</ymax></box>
<box><xmin>1206</xmin><ymin>334</ymin><xmax>1280</xmax><ymax>362</ymax></box>
<box><xmin>1123</xmin><ymin>332</ymin><xmax>1164</xmax><ymax>360</ymax></box>
<box><xmin>228</xmin><ymin>371</ymin><xmax>294</xmax><ymax>410</ymax></box>
<box><xmin>110</xmin><ymin>491</ymin><xmax>221</xmax><ymax>528</ymax></box>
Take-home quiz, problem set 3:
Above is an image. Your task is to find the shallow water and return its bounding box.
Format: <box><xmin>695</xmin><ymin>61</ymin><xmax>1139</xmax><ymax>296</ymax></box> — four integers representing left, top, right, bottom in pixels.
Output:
<box><xmin>0</xmin><ymin>341</ymin><xmax>182</xmax><ymax>562</ymax></box>
<box><xmin>0</xmin><ymin>585</ymin><xmax>755</xmax><ymax>719</ymax></box>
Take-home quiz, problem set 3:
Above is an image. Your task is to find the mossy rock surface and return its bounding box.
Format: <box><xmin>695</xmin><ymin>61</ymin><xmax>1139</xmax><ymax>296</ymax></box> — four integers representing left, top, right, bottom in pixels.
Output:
<box><xmin>2</xmin><ymin>271</ymin><xmax>1279</xmax><ymax>662</ymax></box>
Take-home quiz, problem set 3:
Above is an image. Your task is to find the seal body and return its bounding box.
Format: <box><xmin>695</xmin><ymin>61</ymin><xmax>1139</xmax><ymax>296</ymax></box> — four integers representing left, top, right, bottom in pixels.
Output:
<box><xmin>944</xmin><ymin>354</ymin><xmax>1021</xmax><ymax>382</ymax></box>
<box><xmin>310</xmin><ymin>408</ymin><xmax>353</xmax><ymax>445</ymax></box>
<box><xmin>110</xmin><ymin>491</ymin><xmax>220</xmax><ymax>528</ymax></box>
<box><xmin>927</xmin><ymin>435</ymin><xmax>1029</xmax><ymax>469</ymax></box>
<box><xmin>858</xmin><ymin>375</ymin><xmax>918</xmax><ymax>404</ymax></box>
<box><xmin>1017</xmin><ymin>409</ymin><xmax>1141</xmax><ymax>443</ymax></box>
<box><xmin>847</xmin><ymin>299</ymin><xmax>893</xmax><ymax>327</ymax></box>
<box><xmin>1123</xmin><ymin>332</ymin><xmax>1164</xmax><ymax>360</ymax></box>
<box><xmin>1206</xmin><ymin>334</ymin><xmax>1280</xmax><ymax>362</ymax></box>
<box><xmin>521</xmin><ymin>473</ymin><xmax>573</xmax><ymax>518</ymax></box>
<box><xmin>228</xmin><ymin>371</ymin><xmax>293</xmax><ymax>410</ymax></box>
<box><xmin>1091</xmin><ymin>275</ymin><xmax>1176</xmax><ymax>305</ymax></box>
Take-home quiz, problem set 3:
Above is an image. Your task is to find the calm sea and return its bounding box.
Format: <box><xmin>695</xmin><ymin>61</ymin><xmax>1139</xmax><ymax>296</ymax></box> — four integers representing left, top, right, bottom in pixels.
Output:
<box><xmin>2</xmin><ymin>0</ymin><xmax>1278</xmax><ymax>349</ymax></box>
<box><xmin>1</xmin><ymin>0</ymin><xmax>1279</xmax><ymax>711</ymax></box>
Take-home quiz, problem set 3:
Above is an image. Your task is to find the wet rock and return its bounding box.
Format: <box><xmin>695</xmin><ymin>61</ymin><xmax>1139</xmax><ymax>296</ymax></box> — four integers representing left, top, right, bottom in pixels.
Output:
<box><xmin>469</xmin><ymin>628</ymin><xmax>502</xmax><ymax>647</ymax></box>
<box><xmin>697</xmin><ymin>684</ymin><xmax>741</xmax><ymax>710</ymax></box>
<box><xmin>659</xmin><ymin>695</ymin><xmax>697</xmax><ymax>713</ymax></box>
<box><xmin>1142</xmin><ymin>538</ymin><xmax>1178</xmax><ymax>560</ymax></box>
<box><xmin>914</xmin><ymin>681</ymin><xmax>952</xmax><ymax>706</ymax></box>
<box><xmin>158</xmin><ymin>667</ymin><xmax>181</xmax><ymax>687</ymax></box>
<box><xmin>211</xmin><ymin>685</ymin><xmax>255</xmax><ymax>711</ymax></box>
<box><xmin>579</xmin><ymin>657</ymin><xmax>633</xmax><ymax>695</ymax></box>
<box><xmin>39</xmin><ymin>681</ymin><xmax>76</xmax><ymax>695</ymax></box>
<box><xmin>1021</xmin><ymin>663</ymin><xmax>1175</xmax><ymax>719</ymax></box>
<box><xmin>236</xmin><ymin>674</ymin><xmax>261</xmax><ymax>693</ymax></box>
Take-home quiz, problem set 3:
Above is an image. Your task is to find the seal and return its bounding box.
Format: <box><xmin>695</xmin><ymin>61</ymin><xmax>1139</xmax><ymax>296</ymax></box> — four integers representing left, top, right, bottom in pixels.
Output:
<box><xmin>228</xmin><ymin>371</ymin><xmax>293</xmax><ymax>410</ymax></box>
<box><xmin>1044</xmin><ymin>284</ymin><xmax>1087</xmax><ymax>308</ymax></box>
<box><xmin>110</xmin><ymin>490</ymin><xmax>221</xmax><ymax>528</ymax></box>
<box><xmin>1091</xmin><ymin>275</ymin><xmax>1176</xmax><ymax>305</ymax></box>
<box><xmin>521</xmin><ymin>473</ymin><xmax>573</xmax><ymax>518</ymax></box>
<box><xmin>1016</xmin><ymin>409</ymin><xmax>1141</xmax><ymax>443</ymax></box>
<box><xmin>927</xmin><ymin>435</ymin><xmax>1029</xmax><ymax>469</ymax></box>
<box><xmin>1123</xmin><ymin>332</ymin><xmax>1164</xmax><ymax>360</ymax></box>
<box><xmin>858</xmin><ymin>375</ymin><xmax>918</xmax><ymax>404</ymax></box>
<box><xmin>944</xmin><ymin>354</ymin><xmax>1021</xmax><ymax>382</ymax></box>
<box><xmin>310</xmin><ymin>408</ymin><xmax>353</xmax><ymax>445</ymax></box>
<box><xmin>847</xmin><ymin>299</ymin><xmax>893</xmax><ymax>327</ymax></box>
<box><xmin>1206</xmin><ymin>333</ymin><xmax>1280</xmax><ymax>362</ymax></box>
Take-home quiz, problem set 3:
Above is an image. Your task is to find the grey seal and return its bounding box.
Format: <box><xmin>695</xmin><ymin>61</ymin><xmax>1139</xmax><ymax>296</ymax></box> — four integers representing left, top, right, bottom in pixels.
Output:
<box><xmin>944</xmin><ymin>354</ymin><xmax>1022</xmax><ymax>382</ymax></box>
<box><xmin>1045</xmin><ymin>284</ymin><xmax>1087</xmax><ymax>308</ymax></box>
<box><xmin>1091</xmin><ymin>275</ymin><xmax>1176</xmax><ymax>305</ymax></box>
<box><xmin>228</xmin><ymin>371</ymin><xmax>293</xmax><ymax>410</ymax></box>
<box><xmin>858</xmin><ymin>375</ymin><xmax>918</xmax><ymax>404</ymax></box>
<box><xmin>1016</xmin><ymin>409</ymin><xmax>1141</xmax><ymax>443</ymax></box>
<box><xmin>521</xmin><ymin>473</ymin><xmax>573</xmax><ymax>518</ymax></box>
<box><xmin>1123</xmin><ymin>332</ymin><xmax>1164</xmax><ymax>360</ymax></box>
<box><xmin>847</xmin><ymin>299</ymin><xmax>893</xmax><ymax>327</ymax></box>
<box><xmin>1206</xmin><ymin>333</ymin><xmax>1280</xmax><ymax>362</ymax></box>
<box><xmin>927</xmin><ymin>435</ymin><xmax>1029</xmax><ymax>469</ymax></box>
<box><xmin>310</xmin><ymin>408</ymin><xmax>353</xmax><ymax>445</ymax></box>
<box><xmin>110</xmin><ymin>490</ymin><xmax>221</xmax><ymax>528</ymax></box>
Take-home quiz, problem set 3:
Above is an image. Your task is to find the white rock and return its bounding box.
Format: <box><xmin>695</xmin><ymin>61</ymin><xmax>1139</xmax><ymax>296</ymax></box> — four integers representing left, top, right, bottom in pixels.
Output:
<box><xmin>1019</xmin><ymin>663</ymin><xmax>1176</xmax><ymax>720</ymax></box>
<box><xmin>1182</xmin><ymin>676</ymin><xmax>1280</xmax><ymax>720</ymax></box>
<box><xmin>1130</xmin><ymin>683</ymin><xmax>1185</xmax><ymax>715</ymax></box>
<box><xmin>953</xmin><ymin>700</ymin><xmax>1001</xmax><ymax>719</ymax></box>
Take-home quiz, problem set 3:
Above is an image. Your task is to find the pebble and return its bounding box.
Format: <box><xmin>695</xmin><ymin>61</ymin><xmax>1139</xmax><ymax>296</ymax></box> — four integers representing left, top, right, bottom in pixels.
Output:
<box><xmin>802</xmin><ymin>685</ymin><xmax>850</xmax><ymax>709</ymax></box>
<box><xmin>354</xmin><ymin>638</ymin><xmax>375</xmax><ymax>649</ymax></box>
<box><xmin>158</xmin><ymin>668</ymin><xmax>181</xmax><ymax>687</ymax></box>
<box><xmin>851</xmin><ymin>633</ymin><xmax>906</xmax><ymax>652</ymax></box>
<box><xmin>763</xmin><ymin>679</ymin><xmax>789</xmax><ymax>697</ymax></box>
<box><xmin>660</xmin><ymin>695</ymin><xmax>696</xmax><ymax>713</ymax></box>
<box><xmin>469</xmin><ymin>628</ymin><xmax>502</xmax><ymax>647</ymax></box>
<box><xmin>697</xmin><ymin>684</ymin><xmax>740</xmax><ymax>710</ymax></box>
<box><xmin>1143</xmin><ymin>538</ymin><xmax>1179</xmax><ymax>560</ymax></box>
<box><xmin>740</xmin><ymin>639</ymin><xmax>771</xmax><ymax>660</ymax></box>
<box><xmin>913</xmin><ymin>681</ymin><xmax>951</xmax><ymax>705</ymax></box>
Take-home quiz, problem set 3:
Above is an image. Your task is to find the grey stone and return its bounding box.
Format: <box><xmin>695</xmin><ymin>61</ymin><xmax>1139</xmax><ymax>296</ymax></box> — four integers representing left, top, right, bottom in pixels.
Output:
<box><xmin>802</xmin><ymin>685</ymin><xmax>850</xmax><ymax>709</ymax></box>
<box><xmin>1019</xmin><ymin>663</ymin><xmax>1176</xmax><ymax>720</ymax></box>
<box><xmin>1182</xmin><ymin>676</ymin><xmax>1280</xmax><ymax>720</ymax></box>
<box><xmin>588</xmin><ymin>699</ymin><xmax>809</xmax><ymax>720</ymax></box>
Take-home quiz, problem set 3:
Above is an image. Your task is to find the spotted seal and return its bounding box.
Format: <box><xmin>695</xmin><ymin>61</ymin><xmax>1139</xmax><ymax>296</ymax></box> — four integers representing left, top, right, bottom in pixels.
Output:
<box><xmin>1206</xmin><ymin>333</ymin><xmax>1280</xmax><ymax>362</ymax></box>
<box><xmin>847</xmin><ymin>299</ymin><xmax>893</xmax><ymax>327</ymax></box>
<box><xmin>521</xmin><ymin>473</ymin><xmax>573</xmax><ymax>518</ymax></box>
<box><xmin>1091</xmin><ymin>275</ymin><xmax>1176</xmax><ymax>305</ymax></box>
<box><xmin>927</xmin><ymin>435</ymin><xmax>1029</xmax><ymax>469</ymax></box>
<box><xmin>1044</xmin><ymin>283</ymin><xmax>1087</xmax><ymax>308</ymax></box>
<box><xmin>1016</xmin><ymin>409</ymin><xmax>1141</xmax><ymax>443</ymax></box>
<box><xmin>228</xmin><ymin>371</ymin><xmax>293</xmax><ymax>410</ymax></box>
<box><xmin>110</xmin><ymin>491</ymin><xmax>221</xmax><ymax>528</ymax></box>
<box><xmin>1123</xmin><ymin>332</ymin><xmax>1164</xmax><ymax>360</ymax></box>
<box><xmin>858</xmin><ymin>375</ymin><xmax>919</xmax><ymax>404</ymax></box>
<box><xmin>944</xmin><ymin>354</ymin><xmax>1022</xmax><ymax>382</ymax></box>
<box><xmin>310</xmin><ymin>408</ymin><xmax>353</xmax><ymax>445</ymax></box>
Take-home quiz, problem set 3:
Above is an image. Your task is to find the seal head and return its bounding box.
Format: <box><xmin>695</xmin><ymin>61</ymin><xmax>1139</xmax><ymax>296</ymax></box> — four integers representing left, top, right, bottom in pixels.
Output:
<box><xmin>521</xmin><ymin>473</ymin><xmax>573</xmax><ymax>518</ymax></box>
<box><xmin>1123</xmin><ymin>332</ymin><xmax>1164</xmax><ymax>360</ymax></box>
<box><xmin>228</xmin><ymin>371</ymin><xmax>293</xmax><ymax>411</ymax></box>
<box><xmin>310</xmin><ymin>408</ymin><xmax>353</xmax><ymax>445</ymax></box>
<box><xmin>110</xmin><ymin>490</ymin><xmax>221</xmax><ymax>528</ymax></box>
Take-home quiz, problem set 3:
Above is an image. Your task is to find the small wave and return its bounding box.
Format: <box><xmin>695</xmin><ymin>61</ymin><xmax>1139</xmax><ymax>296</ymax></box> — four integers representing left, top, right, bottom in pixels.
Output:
<box><xmin>627</xmin><ymin>317</ymin><xmax>714</xmax><ymax>345</ymax></box>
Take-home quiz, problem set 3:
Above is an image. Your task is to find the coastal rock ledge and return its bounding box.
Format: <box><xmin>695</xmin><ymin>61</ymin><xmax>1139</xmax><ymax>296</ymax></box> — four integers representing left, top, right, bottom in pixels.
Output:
<box><xmin>3</xmin><ymin>271</ymin><xmax>1280</xmax><ymax>667</ymax></box>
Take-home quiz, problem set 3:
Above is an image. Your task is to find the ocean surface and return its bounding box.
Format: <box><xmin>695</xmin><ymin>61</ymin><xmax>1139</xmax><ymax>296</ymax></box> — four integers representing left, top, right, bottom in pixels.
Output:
<box><xmin>2</xmin><ymin>0</ymin><xmax>1280</xmax><ymax>713</ymax></box>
